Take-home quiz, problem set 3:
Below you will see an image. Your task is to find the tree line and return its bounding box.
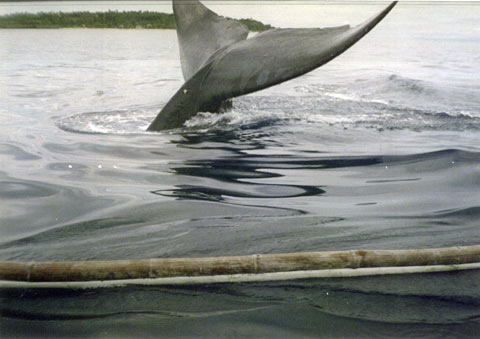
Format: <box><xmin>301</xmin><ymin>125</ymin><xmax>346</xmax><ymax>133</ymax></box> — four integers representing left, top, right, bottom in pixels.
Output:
<box><xmin>0</xmin><ymin>11</ymin><xmax>273</xmax><ymax>31</ymax></box>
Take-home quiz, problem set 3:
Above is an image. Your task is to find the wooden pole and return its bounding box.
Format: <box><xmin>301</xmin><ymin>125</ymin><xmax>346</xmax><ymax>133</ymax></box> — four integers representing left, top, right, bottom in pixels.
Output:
<box><xmin>1</xmin><ymin>245</ymin><xmax>479</xmax><ymax>284</ymax></box>
<box><xmin>2</xmin><ymin>263</ymin><xmax>480</xmax><ymax>289</ymax></box>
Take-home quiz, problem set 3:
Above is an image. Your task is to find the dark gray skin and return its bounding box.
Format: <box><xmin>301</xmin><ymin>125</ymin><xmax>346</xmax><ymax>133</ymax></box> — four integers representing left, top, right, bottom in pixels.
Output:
<box><xmin>147</xmin><ymin>1</ymin><xmax>397</xmax><ymax>132</ymax></box>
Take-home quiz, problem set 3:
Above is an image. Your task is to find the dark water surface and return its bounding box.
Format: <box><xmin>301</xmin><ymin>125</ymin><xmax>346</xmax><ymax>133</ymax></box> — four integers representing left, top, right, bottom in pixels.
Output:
<box><xmin>1</xmin><ymin>2</ymin><xmax>480</xmax><ymax>338</ymax></box>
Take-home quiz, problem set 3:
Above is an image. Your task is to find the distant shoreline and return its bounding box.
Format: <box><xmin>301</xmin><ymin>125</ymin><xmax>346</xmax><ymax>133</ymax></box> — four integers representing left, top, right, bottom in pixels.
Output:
<box><xmin>0</xmin><ymin>11</ymin><xmax>274</xmax><ymax>31</ymax></box>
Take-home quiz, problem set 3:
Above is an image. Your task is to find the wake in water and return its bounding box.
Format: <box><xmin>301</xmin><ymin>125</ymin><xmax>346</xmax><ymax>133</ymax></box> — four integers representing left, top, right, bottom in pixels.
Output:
<box><xmin>56</xmin><ymin>73</ymin><xmax>480</xmax><ymax>135</ymax></box>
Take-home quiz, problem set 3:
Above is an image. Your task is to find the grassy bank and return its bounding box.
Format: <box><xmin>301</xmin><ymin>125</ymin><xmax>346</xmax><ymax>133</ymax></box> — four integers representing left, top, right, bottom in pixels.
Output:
<box><xmin>0</xmin><ymin>11</ymin><xmax>274</xmax><ymax>31</ymax></box>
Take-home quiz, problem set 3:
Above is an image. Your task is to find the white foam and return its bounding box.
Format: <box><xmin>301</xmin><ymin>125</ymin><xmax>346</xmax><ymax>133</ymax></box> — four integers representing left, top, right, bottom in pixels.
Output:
<box><xmin>57</xmin><ymin>109</ymin><xmax>154</xmax><ymax>135</ymax></box>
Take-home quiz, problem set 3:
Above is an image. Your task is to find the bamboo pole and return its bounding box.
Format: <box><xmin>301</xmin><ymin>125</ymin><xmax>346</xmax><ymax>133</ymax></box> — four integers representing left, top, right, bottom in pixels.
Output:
<box><xmin>1</xmin><ymin>263</ymin><xmax>480</xmax><ymax>289</ymax></box>
<box><xmin>1</xmin><ymin>245</ymin><xmax>479</xmax><ymax>286</ymax></box>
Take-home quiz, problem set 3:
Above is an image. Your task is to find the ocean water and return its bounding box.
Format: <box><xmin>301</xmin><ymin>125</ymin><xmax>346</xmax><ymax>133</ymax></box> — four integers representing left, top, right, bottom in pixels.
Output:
<box><xmin>1</xmin><ymin>2</ymin><xmax>480</xmax><ymax>338</ymax></box>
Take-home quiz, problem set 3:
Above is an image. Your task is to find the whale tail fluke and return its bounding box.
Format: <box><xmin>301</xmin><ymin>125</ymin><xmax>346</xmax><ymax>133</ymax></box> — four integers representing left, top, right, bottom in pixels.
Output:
<box><xmin>148</xmin><ymin>1</ymin><xmax>397</xmax><ymax>132</ymax></box>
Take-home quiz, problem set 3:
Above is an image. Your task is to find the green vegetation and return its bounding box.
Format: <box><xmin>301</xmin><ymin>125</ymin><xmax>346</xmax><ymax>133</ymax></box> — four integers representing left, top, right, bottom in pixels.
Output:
<box><xmin>0</xmin><ymin>11</ymin><xmax>274</xmax><ymax>31</ymax></box>
<box><xmin>238</xmin><ymin>18</ymin><xmax>273</xmax><ymax>32</ymax></box>
<box><xmin>0</xmin><ymin>11</ymin><xmax>175</xmax><ymax>29</ymax></box>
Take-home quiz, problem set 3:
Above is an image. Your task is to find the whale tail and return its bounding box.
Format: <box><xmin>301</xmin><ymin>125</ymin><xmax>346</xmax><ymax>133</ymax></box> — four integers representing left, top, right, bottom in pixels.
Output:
<box><xmin>148</xmin><ymin>1</ymin><xmax>397</xmax><ymax>132</ymax></box>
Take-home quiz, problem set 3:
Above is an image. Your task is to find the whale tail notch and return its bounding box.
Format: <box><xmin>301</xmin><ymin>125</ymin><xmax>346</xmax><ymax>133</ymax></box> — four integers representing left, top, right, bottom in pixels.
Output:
<box><xmin>148</xmin><ymin>1</ymin><xmax>398</xmax><ymax>132</ymax></box>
